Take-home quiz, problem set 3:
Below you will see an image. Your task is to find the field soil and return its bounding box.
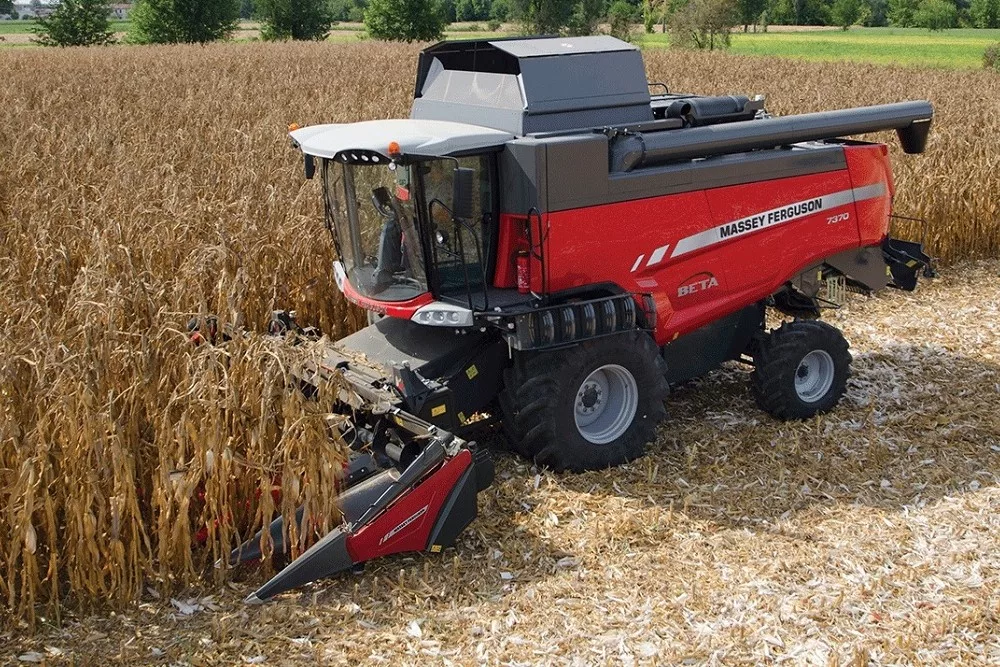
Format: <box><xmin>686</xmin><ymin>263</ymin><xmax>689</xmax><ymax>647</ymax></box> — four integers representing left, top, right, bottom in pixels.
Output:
<box><xmin>5</xmin><ymin>259</ymin><xmax>1000</xmax><ymax>664</ymax></box>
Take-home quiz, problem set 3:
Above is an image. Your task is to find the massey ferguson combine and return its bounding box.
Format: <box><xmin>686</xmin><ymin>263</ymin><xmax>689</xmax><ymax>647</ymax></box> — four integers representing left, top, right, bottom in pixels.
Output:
<box><xmin>230</xmin><ymin>36</ymin><xmax>934</xmax><ymax>602</ymax></box>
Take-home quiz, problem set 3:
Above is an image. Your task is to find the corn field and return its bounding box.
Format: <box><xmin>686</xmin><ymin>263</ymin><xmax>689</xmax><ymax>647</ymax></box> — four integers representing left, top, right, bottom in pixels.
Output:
<box><xmin>1</xmin><ymin>41</ymin><xmax>997</xmax><ymax>625</ymax></box>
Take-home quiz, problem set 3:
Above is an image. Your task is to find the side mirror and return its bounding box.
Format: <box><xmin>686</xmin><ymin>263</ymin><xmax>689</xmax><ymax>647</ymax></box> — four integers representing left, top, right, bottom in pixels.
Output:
<box><xmin>304</xmin><ymin>155</ymin><xmax>316</xmax><ymax>180</ymax></box>
<box><xmin>452</xmin><ymin>167</ymin><xmax>475</xmax><ymax>220</ymax></box>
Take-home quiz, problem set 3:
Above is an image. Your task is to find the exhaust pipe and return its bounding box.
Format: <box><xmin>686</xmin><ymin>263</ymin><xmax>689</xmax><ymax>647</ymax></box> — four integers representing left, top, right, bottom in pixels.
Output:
<box><xmin>611</xmin><ymin>100</ymin><xmax>933</xmax><ymax>172</ymax></box>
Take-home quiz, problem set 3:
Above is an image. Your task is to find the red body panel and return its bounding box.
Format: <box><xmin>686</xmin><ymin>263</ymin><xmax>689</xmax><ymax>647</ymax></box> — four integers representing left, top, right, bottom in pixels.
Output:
<box><xmin>339</xmin><ymin>272</ymin><xmax>434</xmax><ymax>319</ymax></box>
<box><xmin>494</xmin><ymin>214</ymin><xmax>530</xmax><ymax>289</ymax></box>
<box><xmin>345</xmin><ymin>449</ymin><xmax>472</xmax><ymax>561</ymax></box>
<box><xmin>540</xmin><ymin>146</ymin><xmax>892</xmax><ymax>345</ymax></box>
<box><xmin>845</xmin><ymin>144</ymin><xmax>895</xmax><ymax>245</ymax></box>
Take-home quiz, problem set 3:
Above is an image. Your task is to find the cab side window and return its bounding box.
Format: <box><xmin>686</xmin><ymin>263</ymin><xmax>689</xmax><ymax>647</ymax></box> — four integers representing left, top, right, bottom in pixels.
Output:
<box><xmin>422</xmin><ymin>155</ymin><xmax>494</xmax><ymax>297</ymax></box>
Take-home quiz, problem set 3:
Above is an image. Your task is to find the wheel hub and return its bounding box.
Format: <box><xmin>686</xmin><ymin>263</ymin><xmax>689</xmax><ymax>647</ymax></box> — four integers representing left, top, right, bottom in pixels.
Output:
<box><xmin>573</xmin><ymin>364</ymin><xmax>639</xmax><ymax>445</ymax></box>
<box><xmin>795</xmin><ymin>350</ymin><xmax>835</xmax><ymax>403</ymax></box>
<box><xmin>578</xmin><ymin>383</ymin><xmax>602</xmax><ymax>412</ymax></box>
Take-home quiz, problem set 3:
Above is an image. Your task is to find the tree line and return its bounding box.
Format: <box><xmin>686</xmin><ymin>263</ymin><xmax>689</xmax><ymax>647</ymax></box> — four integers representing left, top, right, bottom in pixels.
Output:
<box><xmin>29</xmin><ymin>0</ymin><xmax>1000</xmax><ymax>48</ymax></box>
<box><xmin>333</xmin><ymin>0</ymin><xmax>1000</xmax><ymax>30</ymax></box>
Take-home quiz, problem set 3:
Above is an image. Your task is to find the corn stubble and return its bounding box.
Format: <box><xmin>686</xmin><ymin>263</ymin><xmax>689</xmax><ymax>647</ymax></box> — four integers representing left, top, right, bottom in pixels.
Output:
<box><xmin>0</xmin><ymin>41</ymin><xmax>996</xmax><ymax>624</ymax></box>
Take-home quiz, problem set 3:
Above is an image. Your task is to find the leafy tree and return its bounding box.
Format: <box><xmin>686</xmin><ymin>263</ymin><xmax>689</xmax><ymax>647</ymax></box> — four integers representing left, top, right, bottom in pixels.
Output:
<box><xmin>33</xmin><ymin>0</ymin><xmax>115</xmax><ymax>46</ymax></box>
<box><xmin>329</xmin><ymin>0</ymin><xmax>351</xmax><ymax>19</ymax></box>
<box><xmin>364</xmin><ymin>0</ymin><xmax>446</xmax><ymax>41</ymax></box>
<box><xmin>512</xmin><ymin>0</ymin><xmax>609</xmax><ymax>33</ymax></box>
<box><xmin>348</xmin><ymin>2</ymin><xmax>366</xmax><ymax>21</ymax></box>
<box><xmin>566</xmin><ymin>0</ymin><xmax>604</xmax><ymax>33</ymax></box>
<box><xmin>913</xmin><ymin>0</ymin><xmax>956</xmax><ymax>27</ymax></box>
<box><xmin>490</xmin><ymin>0</ymin><xmax>513</xmax><ymax>19</ymax></box>
<box><xmin>607</xmin><ymin>0</ymin><xmax>634</xmax><ymax>38</ymax></box>
<box><xmin>954</xmin><ymin>0</ymin><xmax>971</xmax><ymax>21</ymax></box>
<box><xmin>129</xmin><ymin>0</ymin><xmax>240</xmax><ymax>43</ymax></box>
<box><xmin>456</xmin><ymin>0</ymin><xmax>491</xmax><ymax>19</ymax></box>
<box><xmin>643</xmin><ymin>0</ymin><xmax>655</xmax><ymax>30</ymax></box>
<box><xmin>511</xmin><ymin>0</ymin><xmax>573</xmax><ymax>32</ymax></box>
<box><xmin>765</xmin><ymin>0</ymin><xmax>788</xmax><ymax>22</ymax></box>
<box><xmin>971</xmin><ymin>0</ymin><xmax>999</xmax><ymax>26</ymax></box>
<box><xmin>887</xmin><ymin>0</ymin><xmax>919</xmax><ymax>24</ymax></box>
<box><xmin>0</xmin><ymin>0</ymin><xmax>13</xmax><ymax>15</ymax></box>
<box><xmin>736</xmin><ymin>0</ymin><xmax>766</xmax><ymax>29</ymax></box>
<box><xmin>257</xmin><ymin>0</ymin><xmax>335</xmax><ymax>39</ymax></box>
<box><xmin>767</xmin><ymin>0</ymin><xmax>828</xmax><ymax>23</ymax></box>
<box><xmin>831</xmin><ymin>0</ymin><xmax>863</xmax><ymax>26</ymax></box>
<box><xmin>864</xmin><ymin>0</ymin><xmax>889</xmax><ymax>25</ymax></box>
<box><xmin>240</xmin><ymin>0</ymin><xmax>255</xmax><ymax>19</ymax></box>
<box><xmin>660</xmin><ymin>0</ymin><xmax>686</xmax><ymax>30</ymax></box>
<box><xmin>669</xmin><ymin>0</ymin><xmax>736</xmax><ymax>49</ymax></box>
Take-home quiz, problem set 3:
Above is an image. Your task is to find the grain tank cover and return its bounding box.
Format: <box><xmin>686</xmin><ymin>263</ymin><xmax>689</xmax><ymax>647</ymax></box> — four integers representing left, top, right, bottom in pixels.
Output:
<box><xmin>410</xmin><ymin>36</ymin><xmax>654</xmax><ymax>136</ymax></box>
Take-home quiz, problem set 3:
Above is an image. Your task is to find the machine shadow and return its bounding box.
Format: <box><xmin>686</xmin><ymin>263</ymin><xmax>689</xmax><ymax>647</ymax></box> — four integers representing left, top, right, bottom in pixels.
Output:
<box><xmin>281</xmin><ymin>345</ymin><xmax>997</xmax><ymax>612</ymax></box>
<box><xmin>529</xmin><ymin>343</ymin><xmax>1000</xmax><ymax>530</ymax></box>
<box><xmin>294</xmin><ymin>436</ymin><xmax>566</xmax><ymax>609</ymax></box>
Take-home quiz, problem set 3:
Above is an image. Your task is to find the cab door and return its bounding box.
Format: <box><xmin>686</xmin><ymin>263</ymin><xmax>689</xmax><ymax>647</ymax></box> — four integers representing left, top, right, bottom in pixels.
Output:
<box><xmin>418</xmin><ymin>154</ymin><xmax>498</xmax><ymax>306</ymax></box>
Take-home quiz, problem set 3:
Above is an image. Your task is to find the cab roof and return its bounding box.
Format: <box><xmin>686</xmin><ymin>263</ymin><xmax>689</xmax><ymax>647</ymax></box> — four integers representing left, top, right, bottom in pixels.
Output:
<box><xmin>290</xmin><ymin>118</ymin><xmax>514</xmax><ymax>161</ymax></box>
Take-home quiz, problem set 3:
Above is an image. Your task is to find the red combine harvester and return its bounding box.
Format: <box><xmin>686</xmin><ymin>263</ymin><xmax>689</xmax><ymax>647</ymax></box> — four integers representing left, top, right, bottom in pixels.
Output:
<box><xmin>230</xmin><ymin>36</ymin><xmax>933</xmax><ymax>602</ymax></box>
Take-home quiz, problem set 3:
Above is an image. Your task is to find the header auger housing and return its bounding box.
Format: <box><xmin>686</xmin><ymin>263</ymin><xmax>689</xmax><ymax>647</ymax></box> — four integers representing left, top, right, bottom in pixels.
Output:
<box><xmin>232</xmin><ymin>36</ymin><xmax>933</xmax><ymax>602</ymax></box>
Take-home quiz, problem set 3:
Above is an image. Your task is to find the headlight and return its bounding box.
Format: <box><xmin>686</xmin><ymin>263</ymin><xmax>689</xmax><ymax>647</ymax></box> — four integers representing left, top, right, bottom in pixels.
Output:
<box><xmin>411</xmin><ymin>302</ymin><xmax>474</xmax><ymax>327</ymax></box>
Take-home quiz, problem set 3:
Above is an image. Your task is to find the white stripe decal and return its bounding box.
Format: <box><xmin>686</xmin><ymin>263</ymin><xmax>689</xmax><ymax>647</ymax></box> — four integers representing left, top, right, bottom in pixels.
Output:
<box><xmin>670</xmin><ymin>183</ymin><xmax>886</xmax><ymax>259</ymax></box>
<box><xmin>630</xmin><ymin>254</ymin><xmax>645</xmax><ymax>272</ymax></box>
<box><xmin>646</xmin><ymin>244</ymin><xmax>670</xmax><ymax>267</ymax></box>
<box><xmin>852</xmin><ymin>183</ymin><xmax>887</xmax><ymax>201</ymax></box>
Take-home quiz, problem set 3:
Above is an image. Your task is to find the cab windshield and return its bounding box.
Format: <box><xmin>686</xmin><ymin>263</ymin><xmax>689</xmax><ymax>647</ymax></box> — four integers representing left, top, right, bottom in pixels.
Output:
<box><xmin>324</xmin><ymin>160</ymin><xmax>427</xmax><ymax>302</ymax></box>
<box><xmin>323</xmin><ymin>155</ymin><xmax>493</xmax><ymax>304</ymax></box>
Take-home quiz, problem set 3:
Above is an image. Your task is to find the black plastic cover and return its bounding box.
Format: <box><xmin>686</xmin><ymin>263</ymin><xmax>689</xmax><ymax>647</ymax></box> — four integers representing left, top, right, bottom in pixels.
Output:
<box><xmin>425</xmin><ymin>467</ymin><xmax>478</xmax><ymax>550</ymax></box>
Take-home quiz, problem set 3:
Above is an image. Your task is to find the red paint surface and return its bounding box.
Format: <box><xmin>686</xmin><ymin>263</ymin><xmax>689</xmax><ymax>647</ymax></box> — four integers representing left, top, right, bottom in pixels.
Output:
<box><xmin>346</xmin><ymin>449</ymin><xmax>472</xmax><ymax>561</ymax></box>
<box><xmin>542</xmin><ymin>156</ymin><xmax>891</xmax><ymax>344</ymax></box>
<box><xmin>494</xmin><ymin>214</ymin><xmax>530</xmax><ymax>288</ymax></box>
<box><xmin>339</xmin><ymin>276</ymin><xmax>434</xmax><ymax>319</ymax></box>
<box><xmin>845</xmin><ymin>144</ymin><xmax>895</xmax><ymax>245</ymax></box>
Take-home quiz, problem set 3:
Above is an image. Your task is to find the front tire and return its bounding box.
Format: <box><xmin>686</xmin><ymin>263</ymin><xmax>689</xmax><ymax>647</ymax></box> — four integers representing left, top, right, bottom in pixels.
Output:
<box><xmin>506</xmin><ymin>330</ymin><xmax>669</xmax><ymax>472</ymax></box>
<box><xmin>750</xmin><ymin>320</ymin><xmax>852</xmax><ymax>420</ymax></box>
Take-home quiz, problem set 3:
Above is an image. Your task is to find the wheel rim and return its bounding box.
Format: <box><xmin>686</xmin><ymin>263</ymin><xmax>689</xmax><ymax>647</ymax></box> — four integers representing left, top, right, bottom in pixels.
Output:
<box><xmin>573</xmin><ymin>364</ymin><xmax>639</xmax><ymax>445</ymax></box>
<box><xmin>795</xmin><ymin>350</ymin><xmax>835</xmax><ymax>403</ymax></box>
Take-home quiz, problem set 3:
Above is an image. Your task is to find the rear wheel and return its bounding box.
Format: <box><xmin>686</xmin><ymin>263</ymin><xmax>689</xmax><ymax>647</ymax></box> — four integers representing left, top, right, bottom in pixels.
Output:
<box><xmin>496</xmin><ymin>369</ymin><xmax>527</xmax><ymax>455</ymax></box>
<box><xmin>750</xmin><ymin>320</ymin><xmax>852</xmax><ymax>419</ymax></box>
<box><xmin>504</xmin><ymin>330</ymin><xmax>669</xmax><ymax>472</ymax></box>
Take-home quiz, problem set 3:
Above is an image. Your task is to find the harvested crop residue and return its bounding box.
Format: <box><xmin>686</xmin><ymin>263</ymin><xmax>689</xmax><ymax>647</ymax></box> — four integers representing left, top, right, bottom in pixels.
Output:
<box><xmin>7</xmin><ymin>260</ymin><xmax>999</xmax><ymax>665</ymax></box>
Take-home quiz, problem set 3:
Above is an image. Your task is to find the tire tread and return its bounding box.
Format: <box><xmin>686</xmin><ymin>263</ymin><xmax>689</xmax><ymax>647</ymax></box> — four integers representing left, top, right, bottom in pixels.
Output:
<box><xmin>505</xmin><ymin>330</ymin><xmax>670</xmax><ymax>472</ymax></box>
<box><xmin>751</xmin><ymin>320</ymin><xmax>852</xmax><ymax>420</ymax></box>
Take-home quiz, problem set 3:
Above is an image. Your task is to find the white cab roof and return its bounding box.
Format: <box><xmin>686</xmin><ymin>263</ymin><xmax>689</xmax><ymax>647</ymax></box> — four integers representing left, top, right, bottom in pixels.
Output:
<box><xmin>290</xmin><ymin>119</ymin><xmax>514</xmax><ymax>159</ymax></box>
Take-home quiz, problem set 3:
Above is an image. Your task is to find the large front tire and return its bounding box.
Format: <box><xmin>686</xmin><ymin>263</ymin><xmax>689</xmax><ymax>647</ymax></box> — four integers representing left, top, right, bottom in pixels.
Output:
<box><xmin>507</xmin><ymin>330</ymin><xmax>669</xmax><ymax>472</ymax></box>
<box><xmin>750</xmin><ymin>320</ymin><xmax>852</xmax><ymax>420</ymax></box>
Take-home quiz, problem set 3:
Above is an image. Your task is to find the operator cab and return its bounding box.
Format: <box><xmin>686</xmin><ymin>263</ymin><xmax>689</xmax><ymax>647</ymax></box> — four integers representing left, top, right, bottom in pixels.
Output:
<box><xmin>323</xmin><ymin>154</ymin><xmax>494</xmax><ymax>302</ymax></box>
<box><xmin>292</xmin><ymin>119</ymin><xmax>513</xmax><ymax>321</ymax></box>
